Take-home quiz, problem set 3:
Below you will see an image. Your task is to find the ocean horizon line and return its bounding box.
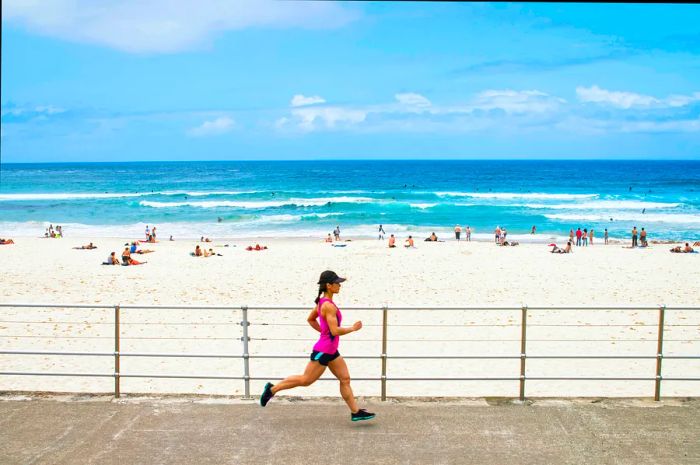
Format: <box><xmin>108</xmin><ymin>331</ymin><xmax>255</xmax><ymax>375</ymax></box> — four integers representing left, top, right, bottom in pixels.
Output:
<box><xmin>3</xmin><ymin>158</ymin><xmax>700</xmax><ymax>166</ymax></box>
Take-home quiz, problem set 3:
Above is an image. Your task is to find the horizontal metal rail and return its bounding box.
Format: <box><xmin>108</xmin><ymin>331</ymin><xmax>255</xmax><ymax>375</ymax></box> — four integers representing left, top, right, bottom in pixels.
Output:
<box><xmin>1</xmin><ymin>303</ymin><xmax>699</xmax><ymax>400</ymax></box>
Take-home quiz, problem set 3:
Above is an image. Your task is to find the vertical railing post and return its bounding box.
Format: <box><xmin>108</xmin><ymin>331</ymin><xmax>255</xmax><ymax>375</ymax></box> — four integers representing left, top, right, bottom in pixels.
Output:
<box><xmin>381</xmin><ymin>305</ymin><xmax>388</xmax><ymax>401</ymax></box>
<box><xmin>519</xmin><ymin>305</ymin><xmax>527</xmax><ymax>401</ymax></box>
<box><xmin>241</xmin><ymin>305</ymin><xmax>251</xmax><ymax>398</ymax></box>
<box><xmin>114</xmin><ymin>304</ymin><xmax>120</xmax><ymax>398</ymax></box>
<box><xmin>654</xmin><ymin>304</ymin><xmax>666</xmax><ymax>401</ymax></box>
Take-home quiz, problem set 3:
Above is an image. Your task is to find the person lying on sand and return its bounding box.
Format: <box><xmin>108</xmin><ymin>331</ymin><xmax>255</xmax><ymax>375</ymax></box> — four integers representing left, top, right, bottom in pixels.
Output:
<box><xmin>140</xmin><ymin>234</ymin><xmax>157</xmax><ymax>243</ymax></box>
<box><xmin>0</xmin><ymin>238</ymin><xmax>15</xmax><ymax>245</ymax></box>
<box><xmin>550</xmin><ymin>242</ymin><xmax>572</xmax><ymax>254</ymax></box>
<box><xmin>200</xmin><ymin>236</ymin><xmax>212</xmax><ymax>242</ymax></box>
<box><xmin>424</xmin><ymin>232</ymin><xmax>438</xmax><ymax>242</ymax></box>
<box><xmin>668</xmin><ymin>244</ymin><xmax>695</xmax><ymax>253</ymax></box>
<box><xmin>102</xmin><ymin>251</ymin><xmax>120</xmax><ymax>265</ymax></box>
<box><xmin>246</xmin><ymin>244</ymin><xmax>268</xmax><ymax>251</ymax></box>
<box><xmin>74</xmin><ymin>242</ymin><xmax>97</xmax><ymax>250</ymax></box>
<box><xmin>129</xmin><ymin>242</ymin><xmax>154</xmax><ymax>254</ymax></box>
<box><xmin>693</xmin><ymin>241</ymin><xmax>700</xmax><ymax>247</ymax></box>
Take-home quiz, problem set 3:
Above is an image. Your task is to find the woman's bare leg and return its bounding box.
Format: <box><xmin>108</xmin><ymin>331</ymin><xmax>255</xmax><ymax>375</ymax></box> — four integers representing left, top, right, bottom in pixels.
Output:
<box><xmin>327</xmin><ymin>356</ymin><xmax>359</xmax><ymax>413</ymax></box>
<box><xmin>271</xmin><ymin>361</ymin><xmax>326</xmax><ymax>395</ymax></box>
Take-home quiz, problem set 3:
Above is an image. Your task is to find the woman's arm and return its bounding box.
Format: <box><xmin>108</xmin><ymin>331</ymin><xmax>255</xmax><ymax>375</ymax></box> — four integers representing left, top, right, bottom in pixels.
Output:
<box><xmin>307</xmin><ymin>307</ymin><xmax>321</xmax><ymax>333</ymax></box>
<box><xmin>322</xmin><ymin>302</ymin><xmax>361</xmax><ymax>336</ymax></box>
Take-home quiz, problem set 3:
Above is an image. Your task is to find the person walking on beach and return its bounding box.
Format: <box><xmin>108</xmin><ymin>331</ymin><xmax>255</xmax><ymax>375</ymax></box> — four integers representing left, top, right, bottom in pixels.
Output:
<box><xmin>576</xmin><ymin>228</ymin><xmax>582</xmax><ymax>247</ymax></box>
<box><xmin>145</xmin><ymin>225</ymin><xmax>150</xmax><ymax>240</ymax></box>
<box><xmin>465</xmin><ymin>226</ymin><xmax>471</xmax><ymax>241</ymax></box>
<box><xmin>378</xmin><ymin>224</ymin><xmax>385</xmax><ymax>240</ymax></box>
<box><xmin>604</xmin><ymin>228</ymin><xmax>609</xmax><ymax>245</ymax></box>
<box><xmin>334</xmin><ymin>226</ymin><xmax>341</xmax><ymax>241</ymax></box>
<box><xmin>589</xmin><ymin>229</ymin><xmax>594</xmax><ymax>245</ymax></box>
<box><xmin>632</xmin><ymin>226</ymin><xmax>638</xmax><ymax>247</ymax></box>
<box><xmin>259</xmin><ymin>270</ymin><xmax>375</xmax><ymax>422</ymax></box>
<box><xmin>454</xmin><ymin>225</ymin><xmax>462</xmax><ymax>241</ymax></box>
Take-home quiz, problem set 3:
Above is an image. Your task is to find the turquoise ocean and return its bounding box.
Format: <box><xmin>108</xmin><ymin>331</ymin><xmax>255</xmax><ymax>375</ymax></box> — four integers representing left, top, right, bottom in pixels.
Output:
<box><xmin>1</xmin><ymin>160</ymin><xmax>699</xmax><ymax>241</ymax></box>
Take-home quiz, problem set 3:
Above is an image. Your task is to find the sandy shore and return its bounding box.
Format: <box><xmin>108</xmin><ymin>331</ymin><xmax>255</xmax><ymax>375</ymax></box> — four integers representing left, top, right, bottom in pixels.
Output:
<box><xmin>1</xmin><ymin>236</ymin><xmax>698</xmax><ymax>397</ymax></box>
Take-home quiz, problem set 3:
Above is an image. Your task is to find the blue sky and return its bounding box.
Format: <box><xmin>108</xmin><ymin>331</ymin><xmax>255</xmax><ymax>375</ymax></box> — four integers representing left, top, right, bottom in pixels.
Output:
<box><xmin>2</xmin><ymin>1</ymin><xmax>699</xmax><ymax>162</ymax></box>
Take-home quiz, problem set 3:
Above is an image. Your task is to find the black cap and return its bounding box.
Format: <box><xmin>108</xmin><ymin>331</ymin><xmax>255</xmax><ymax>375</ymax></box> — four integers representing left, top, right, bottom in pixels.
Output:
<box><xmin>318</xmin><ymin>270</ymin><xmax>346</xmax><ymax>285</ymax></box>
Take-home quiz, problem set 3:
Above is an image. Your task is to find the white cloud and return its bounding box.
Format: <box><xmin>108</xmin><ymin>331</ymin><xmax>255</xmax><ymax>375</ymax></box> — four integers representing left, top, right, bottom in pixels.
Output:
<box><xmin>470</xmin><ymin>90</ymin><xmax>566</xmax><ymax>114</ymax></box>
<box><xmin>187</xmin><ymin>116</ymin><xmax>235</xmax><ymax>137</ymax></box>
<box><xmin>3</xmin><ymin>0</ymin><xmax>359</xmax><ymax>53</ymax></box>
<box><xmin>395</xmin><ymin>93</ymin><xmax>431</xmax><ymax>108</ymax></box>
<box><xmin>290</xmin><ymin>95</ymin><xmax>326</xmax><ymax>107</ymax></box>
<box><xmin>576</xmin><ymin>85</ymin><xmax>700</xmax><ymax>109</ymax></box>
<box><xmin>290</xmin><ymin>107</ymin><xmax>367</xmax><ymax>132</ymax></box>
<box><xmin>576</xmin><ymin>86</ymin><xmax>659</xmax><ymax>109</ymax></box>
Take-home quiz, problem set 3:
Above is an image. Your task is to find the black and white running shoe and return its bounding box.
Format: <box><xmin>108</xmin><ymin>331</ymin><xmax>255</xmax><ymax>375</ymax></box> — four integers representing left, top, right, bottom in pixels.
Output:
<box><xmin>351</xmin><ymin>408</ymin><xmax>376</xmax><ymax>422</ymax></box>
<box><xmin>260</xmin><ymin>382</ymin><xmax>274</xmax><ymax>407</ymax></box>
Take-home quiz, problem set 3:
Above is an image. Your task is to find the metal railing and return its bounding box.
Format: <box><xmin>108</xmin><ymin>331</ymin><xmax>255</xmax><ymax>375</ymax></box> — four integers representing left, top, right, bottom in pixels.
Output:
<box><xmin>1</xmin><ymin>303</ymin><xmax>699</xmax><ymax>400</ymax></box>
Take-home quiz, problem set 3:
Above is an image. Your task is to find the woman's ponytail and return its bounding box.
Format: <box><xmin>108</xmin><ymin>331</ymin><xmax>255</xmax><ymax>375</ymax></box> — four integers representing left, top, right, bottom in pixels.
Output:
<box><xmin>314</xmin><ymin>283</ymin><xmax>325</xmax><ymax>304</ymax></box>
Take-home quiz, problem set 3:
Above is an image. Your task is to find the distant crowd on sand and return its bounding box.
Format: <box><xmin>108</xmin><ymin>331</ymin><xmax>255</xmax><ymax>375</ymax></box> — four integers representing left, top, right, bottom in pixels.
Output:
<box><xmin>323</xmin><ymin>223</ymin><xmax>698</xmax><ymax>255</ymax></box>
<box><xmin>44</xmin><ymin>224</ymin><xmax>64</xmax><ymax>238</ymax></box>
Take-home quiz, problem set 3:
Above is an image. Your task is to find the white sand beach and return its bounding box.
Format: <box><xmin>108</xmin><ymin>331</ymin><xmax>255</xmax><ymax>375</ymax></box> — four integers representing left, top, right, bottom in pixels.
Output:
<box><xmin>1</xmin><ymin>236</ymin><xmax>699</xmax><ymax>398</ymax></box>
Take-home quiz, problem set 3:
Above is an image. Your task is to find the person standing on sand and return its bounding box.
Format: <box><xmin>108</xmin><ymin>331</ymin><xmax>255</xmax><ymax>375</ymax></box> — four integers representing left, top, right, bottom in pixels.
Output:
<box><xmin>378</xmin><ymin>224</ymin><xmax>385</xmax><ymax>240</ymax></box>
<box><xmin>576</xmin><ymin>228</ymin><xmax>582</xmax><ymax>247</ymax></box>
<box><xmin>632</xmin><ymin>226</ymin><xmax>638</xmax><ymax>247</ymax></box>
<box><xmin>465</xmin><ymin>226</ymin><xmax>471</xmax><ymax>241</ymax></box>
<box><xmin>640</xmin><ymin>227</ymin><xmax>647</xmax><ymax>246</ymax></box>
<box><xmin>455</xmin><ymin>225</ymin><xmax>462</xmax><ymax>241</ymax></box>
<box><xmin>259</xmin><ymin>270</ymin><xmax>375</xmax><ymax>422</ymax></box>
<box><xmin>589</xmin><ymin>229</ymin><xmax>594</xmax><ymax>245</ymax></box>
<box><xmin>569</xmin><ymin>229</ymin><xmax>574</xmax><ymax>245</ymax></box>
<box><xmin>604</xmin><ymin>228</ymin><xmax>609</xmax><ymax>245</ymax></box>
<box><xmin>334</xmin><ymin>226</ymin><xmax>341</xmax><ymax>241</ymax></box>
<box><xmin>495</xmin><ymin>226</ymin><xmax>501</xmax><ymax>244</ymax></box>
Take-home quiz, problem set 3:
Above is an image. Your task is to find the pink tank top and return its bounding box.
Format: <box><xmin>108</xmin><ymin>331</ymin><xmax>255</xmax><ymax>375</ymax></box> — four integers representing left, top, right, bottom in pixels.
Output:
<box><xmin>313</xmin><ymin>297</ymin><xmax>342</xmax><ymax>353</ymax></box>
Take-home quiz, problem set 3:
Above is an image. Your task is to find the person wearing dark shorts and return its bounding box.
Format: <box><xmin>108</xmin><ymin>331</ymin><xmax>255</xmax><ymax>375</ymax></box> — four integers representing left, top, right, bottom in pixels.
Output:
<box><xmin>259</xmin><ymin>270</ymin><xmax>375</xmax><ymax>422</ymax></box>
<box><xmin>310</xmin><ymin>350</ymin><xmax>340</xmax><ymax>365</ymax></box>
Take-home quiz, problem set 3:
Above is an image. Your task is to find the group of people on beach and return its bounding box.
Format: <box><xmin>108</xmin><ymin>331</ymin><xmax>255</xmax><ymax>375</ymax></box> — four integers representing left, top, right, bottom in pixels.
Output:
<box><xmin>494</xmin><ymin>226</ymin><xmax>518</xmax><ymax>246</ymax></box>
<box><xmin>670</xmin><ymin>243</ymin><xmax>696</xmax><ymax>253</ymax></box>
<box><xmin>44</xmin><ymin>224</ymin><xmax>63</xmax><ymax>238</ymax></box>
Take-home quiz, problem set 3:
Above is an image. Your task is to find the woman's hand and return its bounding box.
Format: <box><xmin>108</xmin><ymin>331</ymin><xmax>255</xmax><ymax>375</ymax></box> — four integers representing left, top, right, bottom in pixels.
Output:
<box><xmin>352</xmin><ymin>321</ymin><xmax>363</xmax><ymax>332</ymax></box>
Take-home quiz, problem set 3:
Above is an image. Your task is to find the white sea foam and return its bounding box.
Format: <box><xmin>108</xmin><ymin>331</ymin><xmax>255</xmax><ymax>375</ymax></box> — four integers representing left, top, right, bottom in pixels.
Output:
<box><xmin>140</xmin><ymin>197</ymin><xmax>375</xmax><ymax>209</ymax></box>
<box><xmin>410</xmin><ymin>203</ymin><xmax>437</xmax><ymax>209</ymax></box>
<box><xmin>544</xmin><ymin>213</ymin><xmax>700</xmax><ymax>224</ymax></box>
<box><xmin>524</xmin><ymin>201</ymin><xmax>680</xmax><ymax>210</ymax></box>
<box><xmin>435</xmin><ymin>192</ymin><xmax>599</xmax><ymax>200</ymax></box>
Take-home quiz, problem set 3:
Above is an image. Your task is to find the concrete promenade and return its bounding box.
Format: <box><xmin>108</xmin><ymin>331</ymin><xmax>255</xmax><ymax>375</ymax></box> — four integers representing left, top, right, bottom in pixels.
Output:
<box><xmin>1</xmin><ymin>394</ymin><xmax>698</xmax><ymax>465</ymax></box>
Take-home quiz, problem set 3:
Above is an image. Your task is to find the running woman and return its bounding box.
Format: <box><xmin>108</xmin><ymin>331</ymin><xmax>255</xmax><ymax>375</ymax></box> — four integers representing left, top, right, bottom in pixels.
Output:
<box><xmin>259</xmin><ymin>270</ymin><xmax>375</xmax><ymax>422</ymax></box>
